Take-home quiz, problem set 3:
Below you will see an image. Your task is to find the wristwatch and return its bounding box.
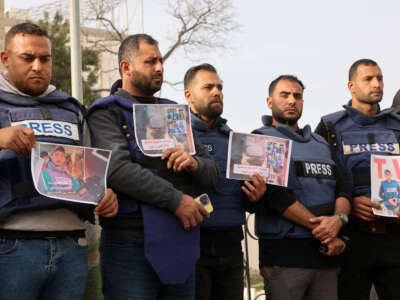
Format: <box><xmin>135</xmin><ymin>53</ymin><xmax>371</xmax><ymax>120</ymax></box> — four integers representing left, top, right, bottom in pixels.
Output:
<box><xmin>335</xmin><ymin>212</ymin><xmax>349</xmax><ymax>226</ymax></box>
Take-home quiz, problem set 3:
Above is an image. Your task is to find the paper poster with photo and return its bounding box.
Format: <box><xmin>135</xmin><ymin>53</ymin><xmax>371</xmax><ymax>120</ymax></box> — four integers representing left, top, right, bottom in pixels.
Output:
<box><xmin>226</xmin><ymin>132</ymin><xmax>292</xmax><ymax>187</ymax></box>
<box><xmin>133</xmin><ymin>104</ymin><xmax>196</xmax><ymax>157</ymax></box>
<box><xmin>371</xmin><ymin>154</ymin><xmax>400</xmax><ymax>217</ymax></box>
<box><xmin>31</xmin><ymin>142</ymin><xmax>111</xmax><ymax>205</ymax></box>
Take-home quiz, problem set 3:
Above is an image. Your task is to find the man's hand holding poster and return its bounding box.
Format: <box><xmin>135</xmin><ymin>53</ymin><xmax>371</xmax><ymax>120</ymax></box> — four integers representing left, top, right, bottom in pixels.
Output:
<box><xmin>31</xmin><ymin>142</ymin><xmax>111</xmax><ymax>205</ymax></box>
<box><xmin>133</xmin><ymin>104</ymin><xmax>195</xmax><ymax>157</ymax></box>
<box><xmin>371</xmin><ymin>154</ymin><xmax>400</xmax><ymax>217</ymax></box>
<box><xmin>226</xmin><ymin>132</ymin><xmax>292</xmax><ymax>187</ymax></box>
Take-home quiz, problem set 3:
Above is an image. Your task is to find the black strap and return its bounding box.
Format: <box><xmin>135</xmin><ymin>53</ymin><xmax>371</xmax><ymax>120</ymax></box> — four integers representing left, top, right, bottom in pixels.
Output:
<box><xmin>367</xmin><ymin>133</ymin><xmax>375</xmax><ymax>144</ymax></box>
<box><xmin>294</xmin><ymin>161</ymin><xmax>336</xmax><ymax>180</ymax></box>
<box><xmin>11</xmin><ymin>180</ymin><xmax>38</xmax><ymax>200</ymax></box>
<box><xmin>326</xmin><ymin>121</ymin><xmax>339</xmax><ymax>150</ymax></box>
<box><xmin>0</xmin><ymin>229</ymin><xmax>85</xmax><ymax>240</ymax></box>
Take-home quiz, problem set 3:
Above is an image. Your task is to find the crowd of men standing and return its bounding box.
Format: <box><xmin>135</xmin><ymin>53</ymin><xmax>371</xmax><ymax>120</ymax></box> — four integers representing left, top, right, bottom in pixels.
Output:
<box><xmin>0</xmin><ymin>21</ymin><xmax>400</xmax><ymax>300</ymax></box>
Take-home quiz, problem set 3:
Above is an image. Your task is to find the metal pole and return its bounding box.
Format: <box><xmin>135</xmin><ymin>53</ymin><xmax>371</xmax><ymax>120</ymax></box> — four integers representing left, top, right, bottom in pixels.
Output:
<box><xmin>244</xmin><ymin>222</ymin><xmax>252</xmax><ymax>300</ymax></box>
<box><xmin>69</xmin><ymin>0</ymin><xmax>83</xmax><ymax>103</ymax></box>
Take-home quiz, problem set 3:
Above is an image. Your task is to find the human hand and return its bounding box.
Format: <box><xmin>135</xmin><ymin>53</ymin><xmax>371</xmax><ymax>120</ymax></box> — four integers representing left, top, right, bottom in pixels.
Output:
<box><xmin>310</xmin><ymin>215</ymin><xmax>343</xmax><ymax>244</ymax></box>
<box><xmin>0</xmin><ymin>126</ymin><xmax>35</xmax><ymax>154</ymax></box>
<box><xmin>162</xmin><ymin>148</ymin><xmax>198</xmax><ymax>172</ymax></box>
<box><xmin>174</xmin><ymin>194</ymin><xmax>210</xmax><ymax>230</ymax></box>
<box><xmin>352</xmin><ymin>196</ymin><xmax>380</xmax><ymax>221</ymax></box>
<box><xmin>242</xmin><ymin>174</ymin><xmax>267</xmax><ymax>202</ymax></box>
<box><xmin>95</xmin><ymin>188</ymin><xmax>118</xmax><ymax>218</ymax></box>
<box><xmin>322</xmin><ymin>237</ymin><xmax>346</xmax><ymax>256</ymax></box>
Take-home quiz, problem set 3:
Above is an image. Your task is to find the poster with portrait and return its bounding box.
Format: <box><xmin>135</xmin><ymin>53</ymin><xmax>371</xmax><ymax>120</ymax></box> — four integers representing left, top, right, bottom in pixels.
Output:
<box><xmin>226</xmin><ymin>132</ymin><xmax>292</xmax><ymax>187</ymax></box>
<box><xmin>371</xmin><ymin>154</ymin><xmax>400</xmax><ymax>217</ymax></box>
<box><xmin>133</xmin><ymin>104</ymin><xmax>195</xmax><ymax>157</ymax></box>
<box><xmin>31</xmin><ymin>142</ymin><xmax>111</xmax><ymax>205</ymax></box>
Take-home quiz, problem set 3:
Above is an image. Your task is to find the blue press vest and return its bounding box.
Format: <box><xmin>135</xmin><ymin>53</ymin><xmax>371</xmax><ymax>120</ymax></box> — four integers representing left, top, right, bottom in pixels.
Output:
<box><xmin>87</xmin><ymin>80</ymin><xmax>198</xmax><ymax>285</ymax></box>
<box><xmin>253</xmin><ymin>116</ymin><xmax>336</xmax><ymax>239</ymax></box>
<box><xmin>0</xmin><ymin>90</ymin><xmax>94</xmax><ymax>222</ymax></box>
<box><xmin>321</xmin><ymin>105</ymin><xmax>400</xmax><ymax>197</ymax></box>
<box><xmin>191</xmin><ymin>114</ymin><xmax>245</xmax><ymax>227</ymax></box>
<box><xmin>88</xmin><ymin>94</ymin><xmax>195</xmax><ymax>215</ymax></box>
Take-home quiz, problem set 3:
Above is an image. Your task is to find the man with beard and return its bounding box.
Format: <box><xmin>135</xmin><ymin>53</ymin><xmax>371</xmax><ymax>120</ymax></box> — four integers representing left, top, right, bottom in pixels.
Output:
<box><xmin>183</xmin><ymin>63</ymin><xmax>266</xmax><ymax>300</ymax></box>
<box><xmin>87</xmin><ymin>35</ymin><xmax>219</xmax><ymax>299</ymax></box>
<box><xmin>316</xmin><ymin>59</ymin><xmax>400</xmax><ymax>300</ymax></box>
<box><xmin>248</xmin><ymin>75</ymin><xmax>351</xmax><ymax>300</ymax></box>
<box><xmin>0</xmin><ymin>22</ymin><xmax>118</xmax><ymax>300</ymax></box>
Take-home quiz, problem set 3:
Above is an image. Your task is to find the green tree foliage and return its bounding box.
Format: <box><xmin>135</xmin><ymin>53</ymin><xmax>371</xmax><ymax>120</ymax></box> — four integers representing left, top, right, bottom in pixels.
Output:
<box><xmin>37</xmin><ymin>12</ymin><xmax>100</xmax><ymax>107</ymax></box>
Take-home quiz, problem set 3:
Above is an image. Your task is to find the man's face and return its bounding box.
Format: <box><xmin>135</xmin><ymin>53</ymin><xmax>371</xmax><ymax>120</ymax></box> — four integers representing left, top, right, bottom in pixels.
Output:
<box><xmin>267</xmin><ymin>79</ymin><xmax>303</xmax><ymax>126</ymax></box>
<box><xmin>385</xmin><ymin>172</ymin><xmax>392</xmax><ymax>181</ymax></box>
<box><xmin>349</xmin><ymin>65</ymin><xmax>383</xmax><ymax>105</ymax></box>
<box><xmin>51</xmin><ymin>150</ymin><xmax>66</xmax><ymax>169</ymax></box>
<box><xmin>128</xmin><ymin>41</ymin><xmax>163</xmax><ymax>96</ymax></box>
<box><xmin>1</xmin><ymin>34</ymin><xmax>52</xmax><ymax>96</ymax></box>
<box><xmin>185</xmin><ymin>70</ymin><xmax>223</xmax><ymax>120</ymax></box>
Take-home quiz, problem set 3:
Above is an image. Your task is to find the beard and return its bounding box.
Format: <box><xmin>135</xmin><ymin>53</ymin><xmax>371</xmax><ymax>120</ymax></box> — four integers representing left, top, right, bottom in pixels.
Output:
<box><xmin>272</xmin><ymin>106</ymin><xmax>302</xmax><ymax>126</ymax></box>
<box><xmin>356</xmin><ymin>90</ymin><xmax>383</xmax><ymax>105</ymax></box>
<box><xmin>195</xmin><ymin>99</ymin><xmax>223</xmax><ymax>120</ymax></box>
<box><xmin>131</xmin><ymin>69</ymin><xmax>163</xmax><ymax>96</ymax></box>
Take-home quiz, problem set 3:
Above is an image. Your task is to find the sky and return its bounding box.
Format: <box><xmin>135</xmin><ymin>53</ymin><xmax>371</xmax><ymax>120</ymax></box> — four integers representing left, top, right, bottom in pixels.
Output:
<box><xmin>5</xmin><ymin>0</ymin><xmax>400</xmax><ymax>133</ymax></box>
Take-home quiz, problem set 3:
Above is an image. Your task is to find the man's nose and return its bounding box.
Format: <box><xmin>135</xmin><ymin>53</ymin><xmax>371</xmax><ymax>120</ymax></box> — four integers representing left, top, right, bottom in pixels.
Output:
<box><xmin>32</xmin><ymin>58</ymin><xmax>42</xmax><ymax>72</ymax></box>
<box><xmin>155</xmin><ymin>60</ymin><xmax>163</xmax><ymax>73</ymax></box>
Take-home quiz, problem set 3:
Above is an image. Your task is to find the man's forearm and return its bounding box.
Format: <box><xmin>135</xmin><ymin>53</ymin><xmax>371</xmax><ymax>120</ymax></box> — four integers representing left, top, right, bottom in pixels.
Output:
<box><xmin>281</xmin><ymin>201</ymin><xmax>317</xmax><ymax>230</ymax></box>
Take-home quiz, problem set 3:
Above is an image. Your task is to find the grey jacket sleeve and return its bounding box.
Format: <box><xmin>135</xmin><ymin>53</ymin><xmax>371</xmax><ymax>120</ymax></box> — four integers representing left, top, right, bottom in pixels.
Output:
<box><xmin>190</xmin><ymin>132</ymin><xmax>220</xmax><ymax>186</ymax></box>
<box><xmin>88</xmin><ymin>109</ymin><xmax>183</xmax><ymax>212</ymax></box>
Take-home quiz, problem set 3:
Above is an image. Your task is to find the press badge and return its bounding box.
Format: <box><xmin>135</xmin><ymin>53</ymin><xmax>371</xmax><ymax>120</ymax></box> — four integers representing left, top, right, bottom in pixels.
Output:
<box><xmin>11</xmin><ymin>120</ymin><xmax>80</xmax><ymax>142</ymax></box>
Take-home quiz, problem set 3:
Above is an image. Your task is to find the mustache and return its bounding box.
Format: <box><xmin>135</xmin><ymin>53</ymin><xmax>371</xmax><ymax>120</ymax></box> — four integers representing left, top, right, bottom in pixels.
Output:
<box><xmin>151</xmin><ymin>73</ymin><xmax>163</xmax><ymax>79</ymax></box>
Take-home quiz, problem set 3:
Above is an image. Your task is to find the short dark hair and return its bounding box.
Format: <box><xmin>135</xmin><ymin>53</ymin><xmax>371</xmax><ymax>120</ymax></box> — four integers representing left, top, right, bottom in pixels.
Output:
<box><xmin>53</xmin><ymin>146</ymin><xmax>65</xmax><ymax>154</ymax></box>
<box><xmin>118</xmin><ymin>34</ymin><xmax>158</xmax><ymax>75</ymax></box>
<box><xmin>5</xmin><ymin>22</ymin><xmax>48</xmax><ymax>49</ymax></box>
<box><xmin>268</xmin><ymin>75</ymin><xmax>305</xmax><ymax>96</ymax></box>
<box><xmin>184</xmin><ymin>63</ymin><xmax>218</xmax><ymax>89</ymax></box>
<box><xmin>348</xmin><ymin>59</ymin><xmax>378</xmax><ymax>81</ymax></box>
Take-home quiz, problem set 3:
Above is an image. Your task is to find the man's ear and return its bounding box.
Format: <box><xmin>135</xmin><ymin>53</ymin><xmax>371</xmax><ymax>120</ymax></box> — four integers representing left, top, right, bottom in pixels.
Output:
<box><xmin>119</xmin><ymin>60</ymin><xmax>131</xmax><ymax>77</ymax></box>
<box><xmin>266</xmin><ymin>96</ymin><xmax>273</xmax><ymax>109</ymax></box>
<box><xmin>1</xmin><ymin>51</ymin><xmax>9</xmax><ymax>68</ymax></box>
<box><xmin>184</xmin><ymin>89</ymin><xmax>192</xmax><ymax>103</ymax></box>
<box><xmin>348</xmin><ymin>81</ymin><xmax>354</xmax><ymax>93</ymax></box>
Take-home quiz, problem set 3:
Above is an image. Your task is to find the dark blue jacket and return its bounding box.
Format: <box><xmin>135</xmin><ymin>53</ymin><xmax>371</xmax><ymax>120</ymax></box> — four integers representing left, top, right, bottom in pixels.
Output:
<box><xmin>321</xmin><ymin>105</ymin><xmax>400</xmax><ymax>197</ymax></box>
<box><xmin>253</xmin><ymin>116</ymin><xmax>336</xmax><ymax>239</ymax></box>
<box><xmin>0</xmin><ymin>89</ymin><xmax>94</xmax><ymax>222</ymax></box>
<box><xmin>191</xmin><ymin>114</ymin><xmax>245</xmax><ymax>227</ymax></box>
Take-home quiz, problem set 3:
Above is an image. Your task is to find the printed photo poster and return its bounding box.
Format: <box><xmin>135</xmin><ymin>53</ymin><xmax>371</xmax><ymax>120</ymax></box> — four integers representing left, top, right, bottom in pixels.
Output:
<box><xmin>133</xmin><ymin>104</ymin><xmax>196</xmax><ymax>157</ymax></box>
<box><xmin>31</xmin><ymin>142</ymin><xmax>111</xmax><ymax>205</ymax></box>
<box><xmin>226</xmin><ymin>132</ymin><xmax>292</xmax><ymax>187</ymax></box>
<box><xmin>371</xmin><ymin>154</ymin><xmax>400</xmax><ymax>217</ymax></box>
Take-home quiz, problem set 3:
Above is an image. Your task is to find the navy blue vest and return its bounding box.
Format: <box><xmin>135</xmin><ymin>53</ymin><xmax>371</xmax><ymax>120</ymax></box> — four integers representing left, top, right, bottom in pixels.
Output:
<box><xmin>88</xmin><ymin>80</ymin><xmax>199</xmax><ymax>285</ymax></box>
<box><xmin>0</xmin><ymin>89</ymin><xmax>94</xmax><ymax>222</ymax></box>
<box><xmin>253</xmin><ymin>116</ymin><xmax>336</xmax><ymax>239</ymax></box>
<box><xmin>322</xmin><ymin>105</ymin><xmax>400</xmax><ymax>197</ymax></box>
<box><xmin>191</xmin><ymin>114</ymin><xmax>244</xmax><ymax>227</ymax></box>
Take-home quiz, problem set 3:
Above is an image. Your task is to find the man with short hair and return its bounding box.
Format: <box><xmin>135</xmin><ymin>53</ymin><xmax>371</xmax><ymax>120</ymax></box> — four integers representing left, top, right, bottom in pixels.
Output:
<box><xmin>183</xmin><ymin>63</ymin><xmax>266</xmax><ymax>300</ymax></box>
<box><xmin>0</xmin><ymin>22</ymin><xmax>118</xmax><ymax>300</ymax></box>
<box><xmin>316</xmin><ymin>58</ymin><xmax>400</xmax><ymax>300</ymax></box>
<box><xmin>249</xmin><ymin>75</ymin><xmax>351</xmax><ymax>300</ymax></box>
<box><xmin>88</xmin><ymin>35</ymin><xmax>219</xmax><ymax>299</ymax></box>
